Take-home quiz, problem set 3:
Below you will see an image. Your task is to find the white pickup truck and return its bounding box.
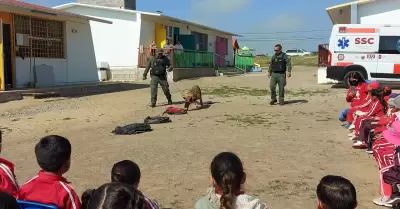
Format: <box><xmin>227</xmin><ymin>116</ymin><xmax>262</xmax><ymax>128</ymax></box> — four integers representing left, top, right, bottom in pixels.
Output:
<box><xmin>285</xmin><ymin>49</ymin><xmax>312</xmax><ymax>56</ymax></box>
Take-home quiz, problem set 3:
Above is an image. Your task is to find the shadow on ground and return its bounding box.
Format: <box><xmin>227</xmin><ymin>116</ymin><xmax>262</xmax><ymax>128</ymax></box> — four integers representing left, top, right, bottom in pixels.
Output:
<box><xmin>283</xmin><ymin>100</ymin><xmax>308</xmax><ymax>105</ymax></box>
<box><xmin>31</xmin><ymin>83</ymin><xmax>150</xmax><ymax>99</ymax></box>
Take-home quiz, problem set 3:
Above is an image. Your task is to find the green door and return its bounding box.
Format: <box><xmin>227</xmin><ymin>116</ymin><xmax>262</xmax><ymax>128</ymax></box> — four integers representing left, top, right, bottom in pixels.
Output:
<box><xmin>179</xmin><ymin>35</ymin><xmax>195</xmax><ymax>50</ymax></box>
<box><xmin>173</xmin><ymin>27</ymin><xmax>180</xmax><ymax>44</ymax></box>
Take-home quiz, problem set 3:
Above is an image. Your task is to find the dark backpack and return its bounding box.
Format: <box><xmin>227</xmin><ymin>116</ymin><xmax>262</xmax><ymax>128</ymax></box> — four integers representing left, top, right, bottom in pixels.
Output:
<box><xmin>152</xmin><ymin>56</ymin><xmax>167</xmax><ymax>76</ymax></box>
<box><xmin>144</xmin><ymin>116</ymin><xmax>172</xmax><ymax>124</ymax></box>
<box><xmin>112</xmin><ymin>123</ymin><xmax>152</xmax><ymax>135</ymax></box>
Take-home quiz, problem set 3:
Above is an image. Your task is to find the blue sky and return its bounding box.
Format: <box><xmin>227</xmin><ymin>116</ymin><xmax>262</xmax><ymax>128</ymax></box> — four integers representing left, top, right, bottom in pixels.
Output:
<box><xmin>25</xmin><ymin>0</ymin><xmax>351</xmax><ymax>54</ymax></box>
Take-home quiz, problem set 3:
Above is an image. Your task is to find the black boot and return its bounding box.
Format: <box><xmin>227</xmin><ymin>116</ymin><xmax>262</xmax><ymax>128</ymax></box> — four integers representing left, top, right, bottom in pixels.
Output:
<box><xmin>279</xmin><ymin>100</ymin><xmax>285</xmax><ymax>105</ymax></box>
<box><xmin>150</xmin><ymin>103</ymin><xmax>156</xmax><ymax>108</ymax></box>
<box><xmin>269</xmin><ymin>99</ymin><xmax>277</xmax><ymax>105</ymax></box>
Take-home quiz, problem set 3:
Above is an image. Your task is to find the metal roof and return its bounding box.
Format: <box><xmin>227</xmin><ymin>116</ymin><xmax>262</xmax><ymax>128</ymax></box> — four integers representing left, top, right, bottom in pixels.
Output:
<box><xmin>0</xmin><ymin>0</ymin><xmax>112</xmax><ymax>24</ymax></box>
<box><xmin>55</xmin><ymin>3</ymin><xmax>240</xmax><ymax>36</ymax></box>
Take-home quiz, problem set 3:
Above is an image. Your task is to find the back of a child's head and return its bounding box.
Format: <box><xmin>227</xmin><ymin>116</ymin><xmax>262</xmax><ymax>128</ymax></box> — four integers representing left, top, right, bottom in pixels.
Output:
<box><xmin>384</xmin><ymin>86</ymin><xmax>392</xmax><ymax>97</ymax></box>
<box><xmin>111</xmin><ymin>160</ymin><xmax>141</xmax><ymax>185</ymax></box>
<box><xmin>35</xmin><ymin>135</ymin><xmax>71</xmax><ymax>173</ymax></box>
<box><xmin>0</xmin><ymin>191</ymin><xmax>17</xmax><ymax>209</ymax></box>
<box><xmin>317</xmin><ymin>175</ymin><xmax>357</xmax><ymax>209</ymax></box>
<box><xmin>211</xmin><ymin>152</ymin><xmax>244</xmax><ymax>209</ymax></box>
<box><xmin>81</xmin><ymin>182</ymin><xmax>147</xmax><ymax>209</ymax></box>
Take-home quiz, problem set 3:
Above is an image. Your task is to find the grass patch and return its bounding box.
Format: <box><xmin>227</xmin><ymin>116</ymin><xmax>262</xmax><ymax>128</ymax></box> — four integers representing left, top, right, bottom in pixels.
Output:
<box><xmin>254</xmin><ymin>55</ymin><xmax>318</xmax><ymax>67</ymax></box>
<box><xmin>202</xmin><ymin>86</ymin><xmax>331</xmax><ymax>97</ymax></box>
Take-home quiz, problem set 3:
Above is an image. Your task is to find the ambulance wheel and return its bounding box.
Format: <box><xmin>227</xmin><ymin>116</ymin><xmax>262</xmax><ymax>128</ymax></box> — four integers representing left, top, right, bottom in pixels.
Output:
<box><xmin>343</xmin><ymin>71</ymin><xmax>365</xmax><ymax>88</ymax></box>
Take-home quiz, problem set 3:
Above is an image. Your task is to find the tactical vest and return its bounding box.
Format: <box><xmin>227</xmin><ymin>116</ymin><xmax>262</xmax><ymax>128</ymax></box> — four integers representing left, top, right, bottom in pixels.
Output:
<box><xmin>151</xmin><ymin>56</ymin><xmax>167</xmax><ymax>76</ymax></box>
<box><xmin>271</xmin><ymin>53</ymin><xmax>287</xmax><ymax>73</ymax></box>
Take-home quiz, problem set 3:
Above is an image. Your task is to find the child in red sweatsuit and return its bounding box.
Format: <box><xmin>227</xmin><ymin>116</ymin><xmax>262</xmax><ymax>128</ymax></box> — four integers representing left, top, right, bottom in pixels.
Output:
<box><xmin>346</xmin><ymin>81</ymin><xmax>380</xmax><ymax>125</ymax></box>
<box><xmin>340</xmin><ymin>74</ymin><xmax>368</xmax><ymax>125</ymax></box>
<box><xmin>0</xmin><ymin>131</ymin><xmax>19</xmax><ymax>197</ymax></box>
<box><xmin>17</xmin><ymin>135</ymin><xmax>80</xmax><ymax>209</ymax></box>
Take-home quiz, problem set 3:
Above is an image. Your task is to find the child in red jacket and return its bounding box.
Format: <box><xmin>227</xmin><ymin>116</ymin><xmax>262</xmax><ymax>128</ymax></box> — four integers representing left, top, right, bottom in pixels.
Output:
<box><xmin>345</xmin><ymin>81</ymin><xmax>380</xmax><ymax>127</ymax></box>
<box><xmin>0</xmin><ymin>131</ymin><xmax>19</xmax><ymax>197</ymax></box>
<box><xmin>340</xmin><ymin>74</ymin><xmax>368</xmax><ymax>126</ymax></box>
<box><xmin>17</xmin><ymin>135</ymin><xmax>80</xmax><ymax>209</ymax></box>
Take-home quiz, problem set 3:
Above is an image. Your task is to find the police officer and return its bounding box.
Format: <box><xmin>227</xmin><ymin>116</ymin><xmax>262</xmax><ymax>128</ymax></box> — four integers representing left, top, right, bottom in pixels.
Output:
<box><xmin>143</xmin><ymin>48</ymin><xmax>173</xmax><ymax>107</ymax></box>
<box><xmin>268</xmin><ymin>44</ymin><xmax>292</xmax><ymax>105</ymax></box>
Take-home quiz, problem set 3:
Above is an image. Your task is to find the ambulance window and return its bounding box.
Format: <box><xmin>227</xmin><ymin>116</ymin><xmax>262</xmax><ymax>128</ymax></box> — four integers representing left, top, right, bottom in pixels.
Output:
<box><xmin>379</xmin><ymin>36</ymin><xmax>400</xmax><ymax>54</ymax></box>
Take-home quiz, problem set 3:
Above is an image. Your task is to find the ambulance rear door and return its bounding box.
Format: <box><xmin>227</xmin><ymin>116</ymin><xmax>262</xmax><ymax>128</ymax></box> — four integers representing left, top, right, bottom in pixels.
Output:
<box><xmin>376</xmin><ymin>26</ymin><xmax>400</xmax><ymax>82</ymax></box>
<box><xmin>333</xmin><ymin>26</ymin><xmax>379</xmax><ymax>78</ymax></box>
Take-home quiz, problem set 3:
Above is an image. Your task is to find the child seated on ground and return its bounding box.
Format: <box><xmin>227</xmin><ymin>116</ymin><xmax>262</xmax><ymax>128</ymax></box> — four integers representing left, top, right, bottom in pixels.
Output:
<box><xmin>109</xmin><ymin>160</ymin><xmax>159</xmax><ymax>209</ymax></box>
<box><xmin>340</xmin><ymin>74</ymin><xmax>368</xmax><ymax>125</ymax></box>
<box><xmin>345</xmin><ymin>81</ymin><xmax>380</xmax><ymax>128</ymax></box>
<box><xmin>82</xmin><ymin>183</ymin><xmax>149</xmax><ymax>209</ymax></box>
<box><xmin>17</xmin><ymin>135</ymin><xmax>81</xmax><ymax>209</ymax></box>
<box><xmin>316</xmin><ymin>175</ymin><xmax>357</xmax><ymax>209</ymax></box>
<box><xmin>195</xmin><ymin>152</ymin><xmax>268</xmax><ymax>209</ymax></box>
<box><xmin>0</xmin><ymin>131</ymin><xmax>19</xmax><ymax>197</ymax></box>
<box><xmin>349</xmin><ymin>87</ymin><xmax>389</xmax><ymax>143</ymax></box>
<box><xmin>353</xmin><ymin>95</ymin><xmax>400</xmax><ymax>150</ymax></box>
<box><xmin>0</xmin><ymin>191</ymin><xmax>17</xmax><ymax>209</ymax></box>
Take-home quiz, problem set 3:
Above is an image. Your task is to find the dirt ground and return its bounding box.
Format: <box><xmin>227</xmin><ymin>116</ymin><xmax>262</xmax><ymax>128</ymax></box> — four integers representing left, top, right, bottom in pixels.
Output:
<box><xmin>0</xmin><ymin>67</ymin><xmax>379</xmax><ymax>209</ymax></box>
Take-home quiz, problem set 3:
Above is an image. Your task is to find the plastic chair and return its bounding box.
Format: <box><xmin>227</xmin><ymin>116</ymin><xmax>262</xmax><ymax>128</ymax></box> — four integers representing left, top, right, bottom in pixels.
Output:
<box><xmin>17</xmin><ymin>200</ymin><xmax>58</xmax><ymax>209</ymax></box>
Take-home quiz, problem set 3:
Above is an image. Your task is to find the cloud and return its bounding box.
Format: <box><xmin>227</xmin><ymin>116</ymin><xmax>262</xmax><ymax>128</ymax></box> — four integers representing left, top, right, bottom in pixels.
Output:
<box><xmin>250</xmin><ymin>14</ymin><xmax>304</xmax><ymax>33</ymax></box>
<box><xmin>191</xmin><ymin>0</ymin><xmax>250</xmax><ymax>14</ymax></box>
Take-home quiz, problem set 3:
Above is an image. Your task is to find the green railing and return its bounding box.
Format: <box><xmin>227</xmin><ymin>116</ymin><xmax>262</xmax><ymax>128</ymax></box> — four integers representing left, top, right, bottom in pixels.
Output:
<box><xmin>174</xmin><ymin>50</ymin><xmax>214</xmax><ymax>68</ymax></box>
<box><xmin>235</xmin><ymin>54</ymin><xmax>254</xmax><ymax>72</ymax></box>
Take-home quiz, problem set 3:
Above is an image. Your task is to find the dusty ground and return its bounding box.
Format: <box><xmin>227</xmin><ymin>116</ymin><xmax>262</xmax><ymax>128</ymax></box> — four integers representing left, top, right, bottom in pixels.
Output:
<box><xmin>0</xmin><ymin>67</ymin><xmax>379</xmax><ymax>209</ymax></box>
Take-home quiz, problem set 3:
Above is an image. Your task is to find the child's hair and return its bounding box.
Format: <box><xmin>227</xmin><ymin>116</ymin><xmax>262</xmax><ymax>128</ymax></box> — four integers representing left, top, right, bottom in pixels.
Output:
<box><xmin>372</xmin><ymin>88</ymin><xmax>389</xmax><ymax>114</ymax></box>
<box><xmin>0</xmin><ymin>191</ymin><xmax>17</xmax><ymax>209</ymax></box>
<box><xmin>81</xmin><ymin>183</ymin><xmax>147</xmax><ymax>209</ymax></box>
<box><xmin>384</xmin><ymin>86</ymin><xmax>392</xmax><ymax>97</ymax></box>
<box><xmin>317</xmin><ymin>175</ymin><xmax>357</xmax><ymax>209</ymax></box>
<box><xmin>349</xmin><ymin>72</ymin><xmax>365</xmax><ymax>86</ymax></box>
<box><xmin>35</xmin><ymin>135</ymin><xmax>71</xmax><ymax>172</ymax></box>
<box><xmin>111</xmin><ymin>160</ymin><xmax>141</xmax><ymax>185</ymax></box>
<box><xmin>210</xmin><ymin>152</ymin><xmax>244</xmax><ymax>209</ymax></box>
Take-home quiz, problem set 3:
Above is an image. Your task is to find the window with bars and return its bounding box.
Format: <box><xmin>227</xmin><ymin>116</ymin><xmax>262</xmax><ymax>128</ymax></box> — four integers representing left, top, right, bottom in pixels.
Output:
<box><xmin>14</xmin><ymin>15</ymin><xmax>65</xmax><ymax>58</ymax></box>
<box><xmin>192</xmin><ymin>31</ymin><xmax>208</xmax><ymax>51</ymax></box>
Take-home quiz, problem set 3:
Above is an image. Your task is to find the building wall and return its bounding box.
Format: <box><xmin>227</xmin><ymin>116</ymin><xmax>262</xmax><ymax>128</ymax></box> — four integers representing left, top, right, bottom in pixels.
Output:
<box><xmin>139</xmin><ymin>18</ymin><xmax>155</xmax><ymax>48</ymax></box>
<box><xmin>358</xmin><ymin>0</ymin><xmax>400</xmax><ymax>24</ymax></box>
<box><xmin>60</xmin><ymin>6</ymin><xmax>141</xmax><ymax>69</ymax></box>
<box><xmin>15</xmin><ymin>20</ymin><xmax>98</xmax><ymax>88</ymax></box>
<box><xmin>77</xmin><ymin>0</ymin><xmax>136</xmax><ymax>10</ymax></box>
<box><xmin>227</xmin><ymin>38</ymin><xmax>234</xmax><ymax>65</ymax></box>
<box><xmin>0</xmin><ymin>12</ymin><xmax>10</xmax><ymax>90</ymax></box>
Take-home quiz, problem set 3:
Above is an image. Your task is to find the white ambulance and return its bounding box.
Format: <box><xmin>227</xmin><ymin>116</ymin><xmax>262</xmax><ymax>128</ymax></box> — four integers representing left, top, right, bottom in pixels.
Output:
<box><xmin>325</xmin><ymin>24</ymin><xmax>400</xmax><ymax>87</ymax></box>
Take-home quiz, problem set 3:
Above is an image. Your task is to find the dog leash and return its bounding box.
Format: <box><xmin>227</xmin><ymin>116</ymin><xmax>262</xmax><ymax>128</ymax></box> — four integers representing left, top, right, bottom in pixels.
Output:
<box><xmin>167</xmin><ymin>72</ymin><xmax>186</xmax><ymax>98</ymax></box>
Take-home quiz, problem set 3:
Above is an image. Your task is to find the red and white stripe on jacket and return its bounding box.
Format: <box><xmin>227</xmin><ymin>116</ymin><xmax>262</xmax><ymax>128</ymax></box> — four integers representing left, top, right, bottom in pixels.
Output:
<box><xmin>364</xmin><ymin>98</ymin><xmax>385</xmax><ymax>118</ymax></box>
<box><xmin>17</xmin><ymin>171</ymin><xmax>81</xmax><ymax>209</ymax></box>
<box><xmin>143</xmin><ymin>193</ymin><xmax>160</xmax><ymax>209</ymax></box>
<box><xmin>0</xmin><ymin>158</ymin><xmax>19</xmax><ymax>197</ymax></box>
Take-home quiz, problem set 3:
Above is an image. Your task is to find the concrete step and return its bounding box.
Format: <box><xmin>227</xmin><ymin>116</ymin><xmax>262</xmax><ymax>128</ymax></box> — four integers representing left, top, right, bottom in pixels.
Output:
<box><xmin>218</xmin><ymin>68</ymin><xmax>245</xmax><ymax>76</ymax></box>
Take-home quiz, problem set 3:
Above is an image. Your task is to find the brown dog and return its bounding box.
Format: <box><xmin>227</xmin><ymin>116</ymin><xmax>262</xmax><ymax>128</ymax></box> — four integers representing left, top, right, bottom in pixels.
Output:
<box><xmin>183</xmin><ymin>85</ymin><xmax>203</xmax><ymax>110</ymax></box>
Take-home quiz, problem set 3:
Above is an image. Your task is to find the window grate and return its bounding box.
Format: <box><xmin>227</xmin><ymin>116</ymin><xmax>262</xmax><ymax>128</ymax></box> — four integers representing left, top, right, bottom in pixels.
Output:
<box><xmin>14</xmin><ymin>15</ymin><xmax>64</xmax><ymax>58</ymax></box>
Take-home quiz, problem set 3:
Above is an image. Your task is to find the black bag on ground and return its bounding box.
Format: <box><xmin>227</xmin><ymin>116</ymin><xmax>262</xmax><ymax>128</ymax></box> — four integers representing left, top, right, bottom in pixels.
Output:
<box><xmin>112</xmin><ymin>123</ymin><xmax>152</xmax><ymax>135</ymax></box>
<box><xmin>144</xmin><ymin>116</ymin><xmax>171</xmax><ymax>124</ymax></box>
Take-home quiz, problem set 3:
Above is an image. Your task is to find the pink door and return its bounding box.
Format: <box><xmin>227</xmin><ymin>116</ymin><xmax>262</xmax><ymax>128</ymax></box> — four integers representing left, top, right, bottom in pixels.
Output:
<box><xmin>215</xmin><ymin>37</ymin><xmax>228</xmax><ymax>67</ymax></box>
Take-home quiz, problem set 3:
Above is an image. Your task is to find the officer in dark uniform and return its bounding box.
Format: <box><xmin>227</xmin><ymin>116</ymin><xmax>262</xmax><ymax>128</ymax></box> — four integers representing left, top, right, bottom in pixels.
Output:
<box><xmin>268</xmin><ymin>44</ymin><xmax>292</xmax><ymax>105</ymax></box>
<box><xmin>143</xmin><ymin>48</ymin><xmax>173</xmax><ymax>107</ymax></box>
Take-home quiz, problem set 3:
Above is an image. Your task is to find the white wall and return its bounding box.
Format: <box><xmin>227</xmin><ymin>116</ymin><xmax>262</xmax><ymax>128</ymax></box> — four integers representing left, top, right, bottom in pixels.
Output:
<box><xmin>15</xmin><ymin>58</ymin><xmax>66</xmax><ymax>88</ymax></box>
<box><xmin>65</xmin><ymin>20</ymin><xmax>98</xmax><ymax>83</ymax></box>
<box><xmin>15</xmin><ymin>20</ymin><xmax>98</xmax><ymax>88</ymax></box>
<box><xmin>207</xmin><ymin>34</ymin><xmax>216</xmax><ymax>54</ymax></box>
<box><xmin>139</xmin><ymin>18</ymin><xmax>155</xmax><ymax>48</ymax></box>
<box><xmin>358</xmin><ymin>0</ymin><xmax>400</xmax><ymax>24</ymax></box>
<box><xmin>61</xmin><ymin>6</ymin><xmax>141</xmax><ymax>69</ymax></box>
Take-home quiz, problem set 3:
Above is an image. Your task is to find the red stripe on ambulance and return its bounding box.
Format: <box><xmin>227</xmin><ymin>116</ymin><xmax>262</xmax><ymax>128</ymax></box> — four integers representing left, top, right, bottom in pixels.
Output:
<box><xmin>337</xmin><ymin>62</ymin><xmax>353</xmax><ymax>66</ymax></box>
<box><xmin>393</xmin><ymin>64</ymin><xmax>400</xmax><ymax>74</ymax></box>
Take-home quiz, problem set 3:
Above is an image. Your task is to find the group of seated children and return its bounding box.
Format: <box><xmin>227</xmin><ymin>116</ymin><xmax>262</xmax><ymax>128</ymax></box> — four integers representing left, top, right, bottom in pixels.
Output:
<box><xmin>0</xmin><ymin>132</ymin><xmax>360</xmax><ymax>209</ymax></box>
<box><xmin>339</xmin><ymin>74</ymin><xmax>400</xmax><ymax>207</ymax></box>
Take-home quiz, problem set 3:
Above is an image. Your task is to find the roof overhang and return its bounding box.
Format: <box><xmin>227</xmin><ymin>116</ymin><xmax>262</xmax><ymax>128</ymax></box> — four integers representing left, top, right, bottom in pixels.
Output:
<box><xmin>326</xmin><ymin>0</ymin><xmax>375</xmax><ymax>24</ymax></box>
<box><xmin>0</xmin><ymin>0</ymin><xmax>112</xmax><ymax>24</ymax></box>
<box><xmin>55</xmin><ymin>3</ymin><xmax>240</xmax><ymax>37</ymax></box>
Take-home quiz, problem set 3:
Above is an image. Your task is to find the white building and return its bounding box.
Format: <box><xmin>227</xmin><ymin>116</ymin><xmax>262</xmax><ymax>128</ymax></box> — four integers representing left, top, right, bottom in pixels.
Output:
<box><xmin>54</xmin><ymin>2</ymin><xmax>239</xmax><ymax>81</ymax></box>
<box><xmin>327</xmin><ymin>0</ymin><xmax>400</xmax><ymax>24</ymax></box>
<box><xmin>0</xmin><ymin>0</ymin><xmax>111</xmax><ymax>90</ymax></box>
